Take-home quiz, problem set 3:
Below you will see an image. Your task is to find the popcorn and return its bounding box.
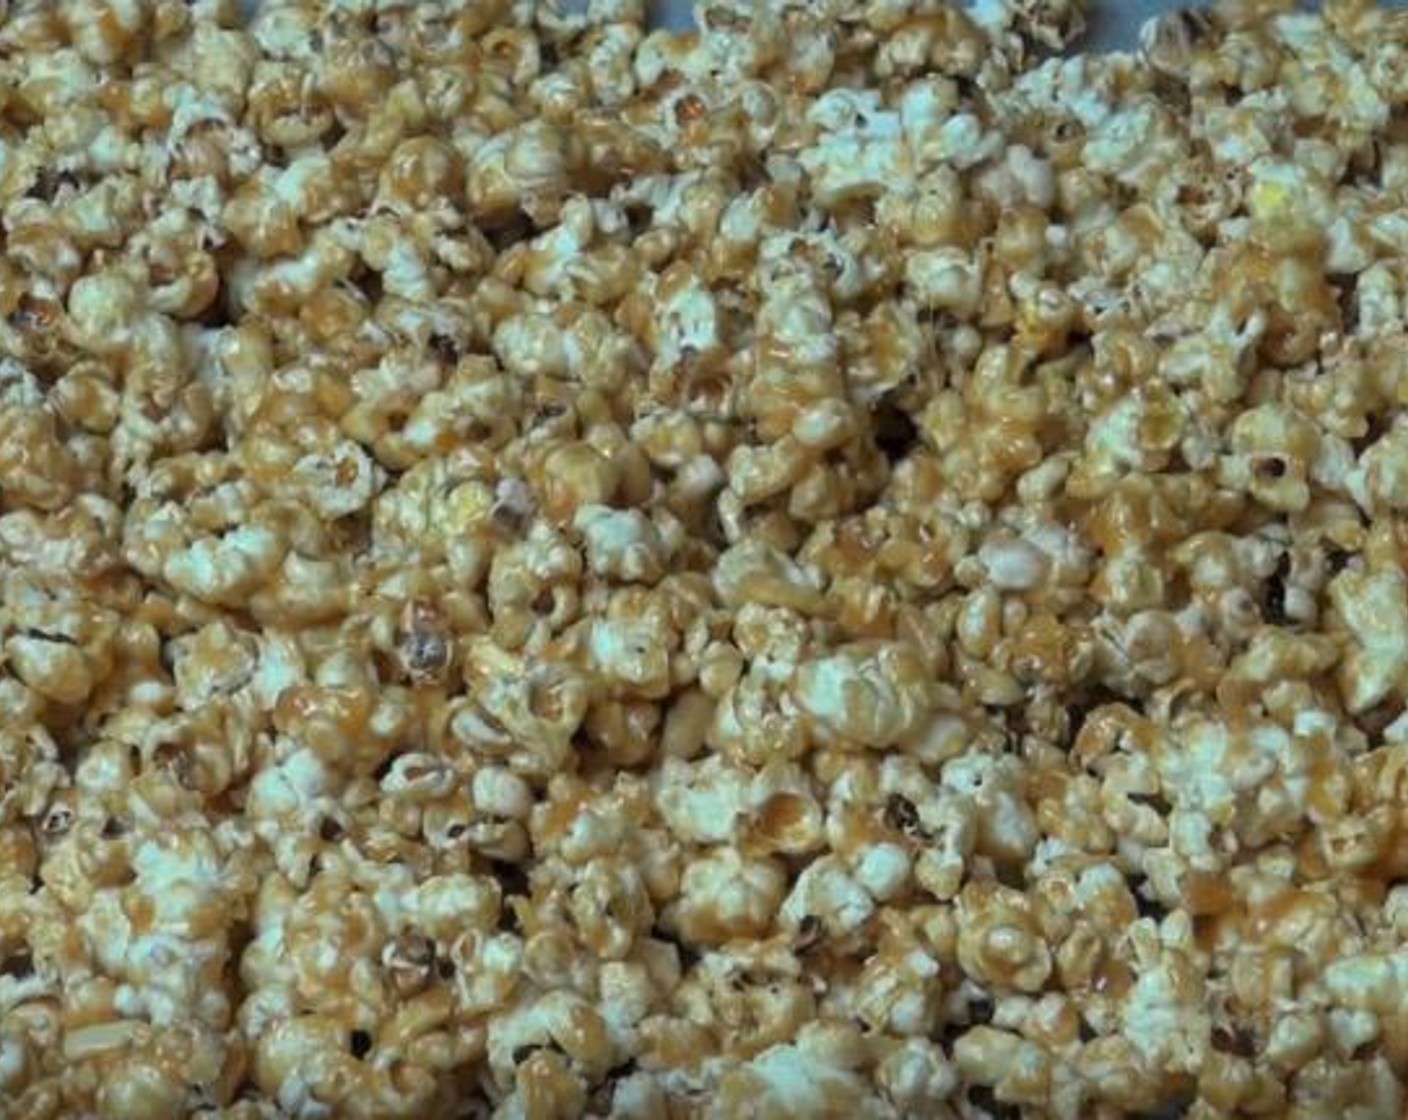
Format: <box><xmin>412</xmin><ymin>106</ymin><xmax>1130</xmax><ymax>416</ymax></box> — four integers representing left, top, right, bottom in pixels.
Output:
<box><xmin>1329</xmin><ymin>568</ymin><xmax>1408</xmax><ymax>713</ymax></box>
<box><xmin>799</xmin><ymin>89</ymin><xmax>912</xmax><ymax>207</ymax></box>
<box><xmin>575</xmin><ymin>503</ymin><xmax>666</xmax><ymax>584</ymax></box>
<box><xmin>5</xmin><ymin>1</ymin><xmax>1408</xmax><ymax>1114</ymax></box>
<box><xmin>792</xmin><ymin>642</ymin><xmax>934</xmax><ymax>749</ymax></box>
<box><xmin>666</xmin><ymin>846</ymin><xmax>787</xmax><ymax>945</ymax></box>
<box><xmin>779</xmin><ymin>854</ymin><xmax>874</xmax><ymax>938</ymax></box>
<box><xmin>956</xmin><ymin>882</ymin><xmax>1053</xmax><ymax>993</ymax></box>
<box><xmin>979</xmin><ymin>535</ymin><xmax>1051</xmax><ymax>591</ymax></box>
<box><xmin>712</xmin><ymin>1026</ymin><xmax>888</xmax><ymax>1119</ymax></box>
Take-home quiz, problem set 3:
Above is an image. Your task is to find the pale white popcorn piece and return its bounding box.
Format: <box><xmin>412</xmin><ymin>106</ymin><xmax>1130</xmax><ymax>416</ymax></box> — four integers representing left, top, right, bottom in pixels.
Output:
<box><xmin>799</xmin><ymin>89</ymin><xmax>912</xmax><ymax>206</ymax></box>
<box><xmin>1323</xmin><ymin>951</ymin><xmax>1408</xmax><ymax>1013</ymax></box>
<box><xmin>250</xmin><ymin>632</ymin><xmax>306</xmax><ymax>711</ymax></box>
<box><xmin>287</xmin><ymin>442</ymin><xmax>383</xmax><ymax>520</ymax></box>
<box><xmin>408</xmin><ymin>874</ymin><xmax>500</xmax><ymax>941</ymax></box>
<box><xmin>779</xmin><ymin>854</ymin><xmax>875</xmax><ymax>936</ymax></box>
<box><xmin>588</xmin><ymin>613</ymin><xmax>672</xmax><ymax>695</ymax></box>
<box><xmin>169</xmin><ymin>620</ymin><xmax>257</xmax><ymax>708</ymax></box>
<box><xmin>472</xmin><ymin>766</ymin><xmax>533</xmax><ymax>820</ymax></box>
<box><xmin>575</xmin><ymin>504</ymin><xmax>666</xmax><ymax>583</ymax></box>
<box><xmin>978</xmin><ymin>536</ymin><xmax>1050</xmax><ymax>591</ymax></box>
<box><xmin>876</xmin><ymin>1037</ymin><xmax>958</xmax><ymax>1112</ymax></box>
<box><xmin>650</xmin><ymin>267</ymin><xmax>721</xmax><ymax>368</ymax></box>
<box><xmin>246</xmin><ymin>746</ymin><xmax>332</xmax><ymax>822</ymax></box>
<box><xmin>792</xmin><ymin>643</ymin><xmax>933</xmax><ymax>748</ymax></box>
<box><xmin>712</xmin><ymin>1023</ymin><xmax>888</xmax><ymax>1117</ymax></box>
<box><xmin>1121</xmin><ymin>954</ymin><xmax>1210</xmax><ymax>1074</ymax></box>
<box><xmin>905</xmin><ymin>247</ymin><xmax>984</xmax><ymax>316</ymax></box>
<box><xmin>162</xmin><ymin>523</ymin><xmax>287</xmax><ymax>607</ymax></box>
<box><xmin>934</xmin><ymin>112</ymin><xmax>1005</xmax><ymax>170</ymax></box>
<box><xmin>1330</xmin><ymin>569</ymin><xmax>1408</xmax><ymax>713</ymax></box>
<box><xmin>1084</xmin><ymin>99</ymin><xmax>1180</xmax><ymax>185</ymax></box>
<box><xmin>850</xmin><ymin>841</ymin><xmax>912</xmax><ymax>903</ymax></box>
<box><xmin>669</xmin><ymin>846</ymin><xmax>787</xmax><ymax>943</ymax></box>
<box><xmin>898</xmin><ymin>78</ymin><xmax>959</xmax><ymax>165</ymax></box>
<box><xmin>654</xmin><ymin>756</ymin><xmax>752</xmax><ymax>845</ymax></box>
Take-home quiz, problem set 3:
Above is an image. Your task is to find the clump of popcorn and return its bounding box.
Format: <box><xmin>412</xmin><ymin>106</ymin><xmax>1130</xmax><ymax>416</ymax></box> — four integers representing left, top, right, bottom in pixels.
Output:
<box><xmin>7</xmin><ymin>0</ymin><xmax>1408</xmax><ymax>1116</ymax></box>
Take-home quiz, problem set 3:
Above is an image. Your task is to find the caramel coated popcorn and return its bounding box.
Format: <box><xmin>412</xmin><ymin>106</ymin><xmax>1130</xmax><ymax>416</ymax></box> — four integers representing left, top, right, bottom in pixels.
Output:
<box><xmin>5</xmin><ymin>0</ymin><xmax>1408</xmax><ymax>1117</ymax></box>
